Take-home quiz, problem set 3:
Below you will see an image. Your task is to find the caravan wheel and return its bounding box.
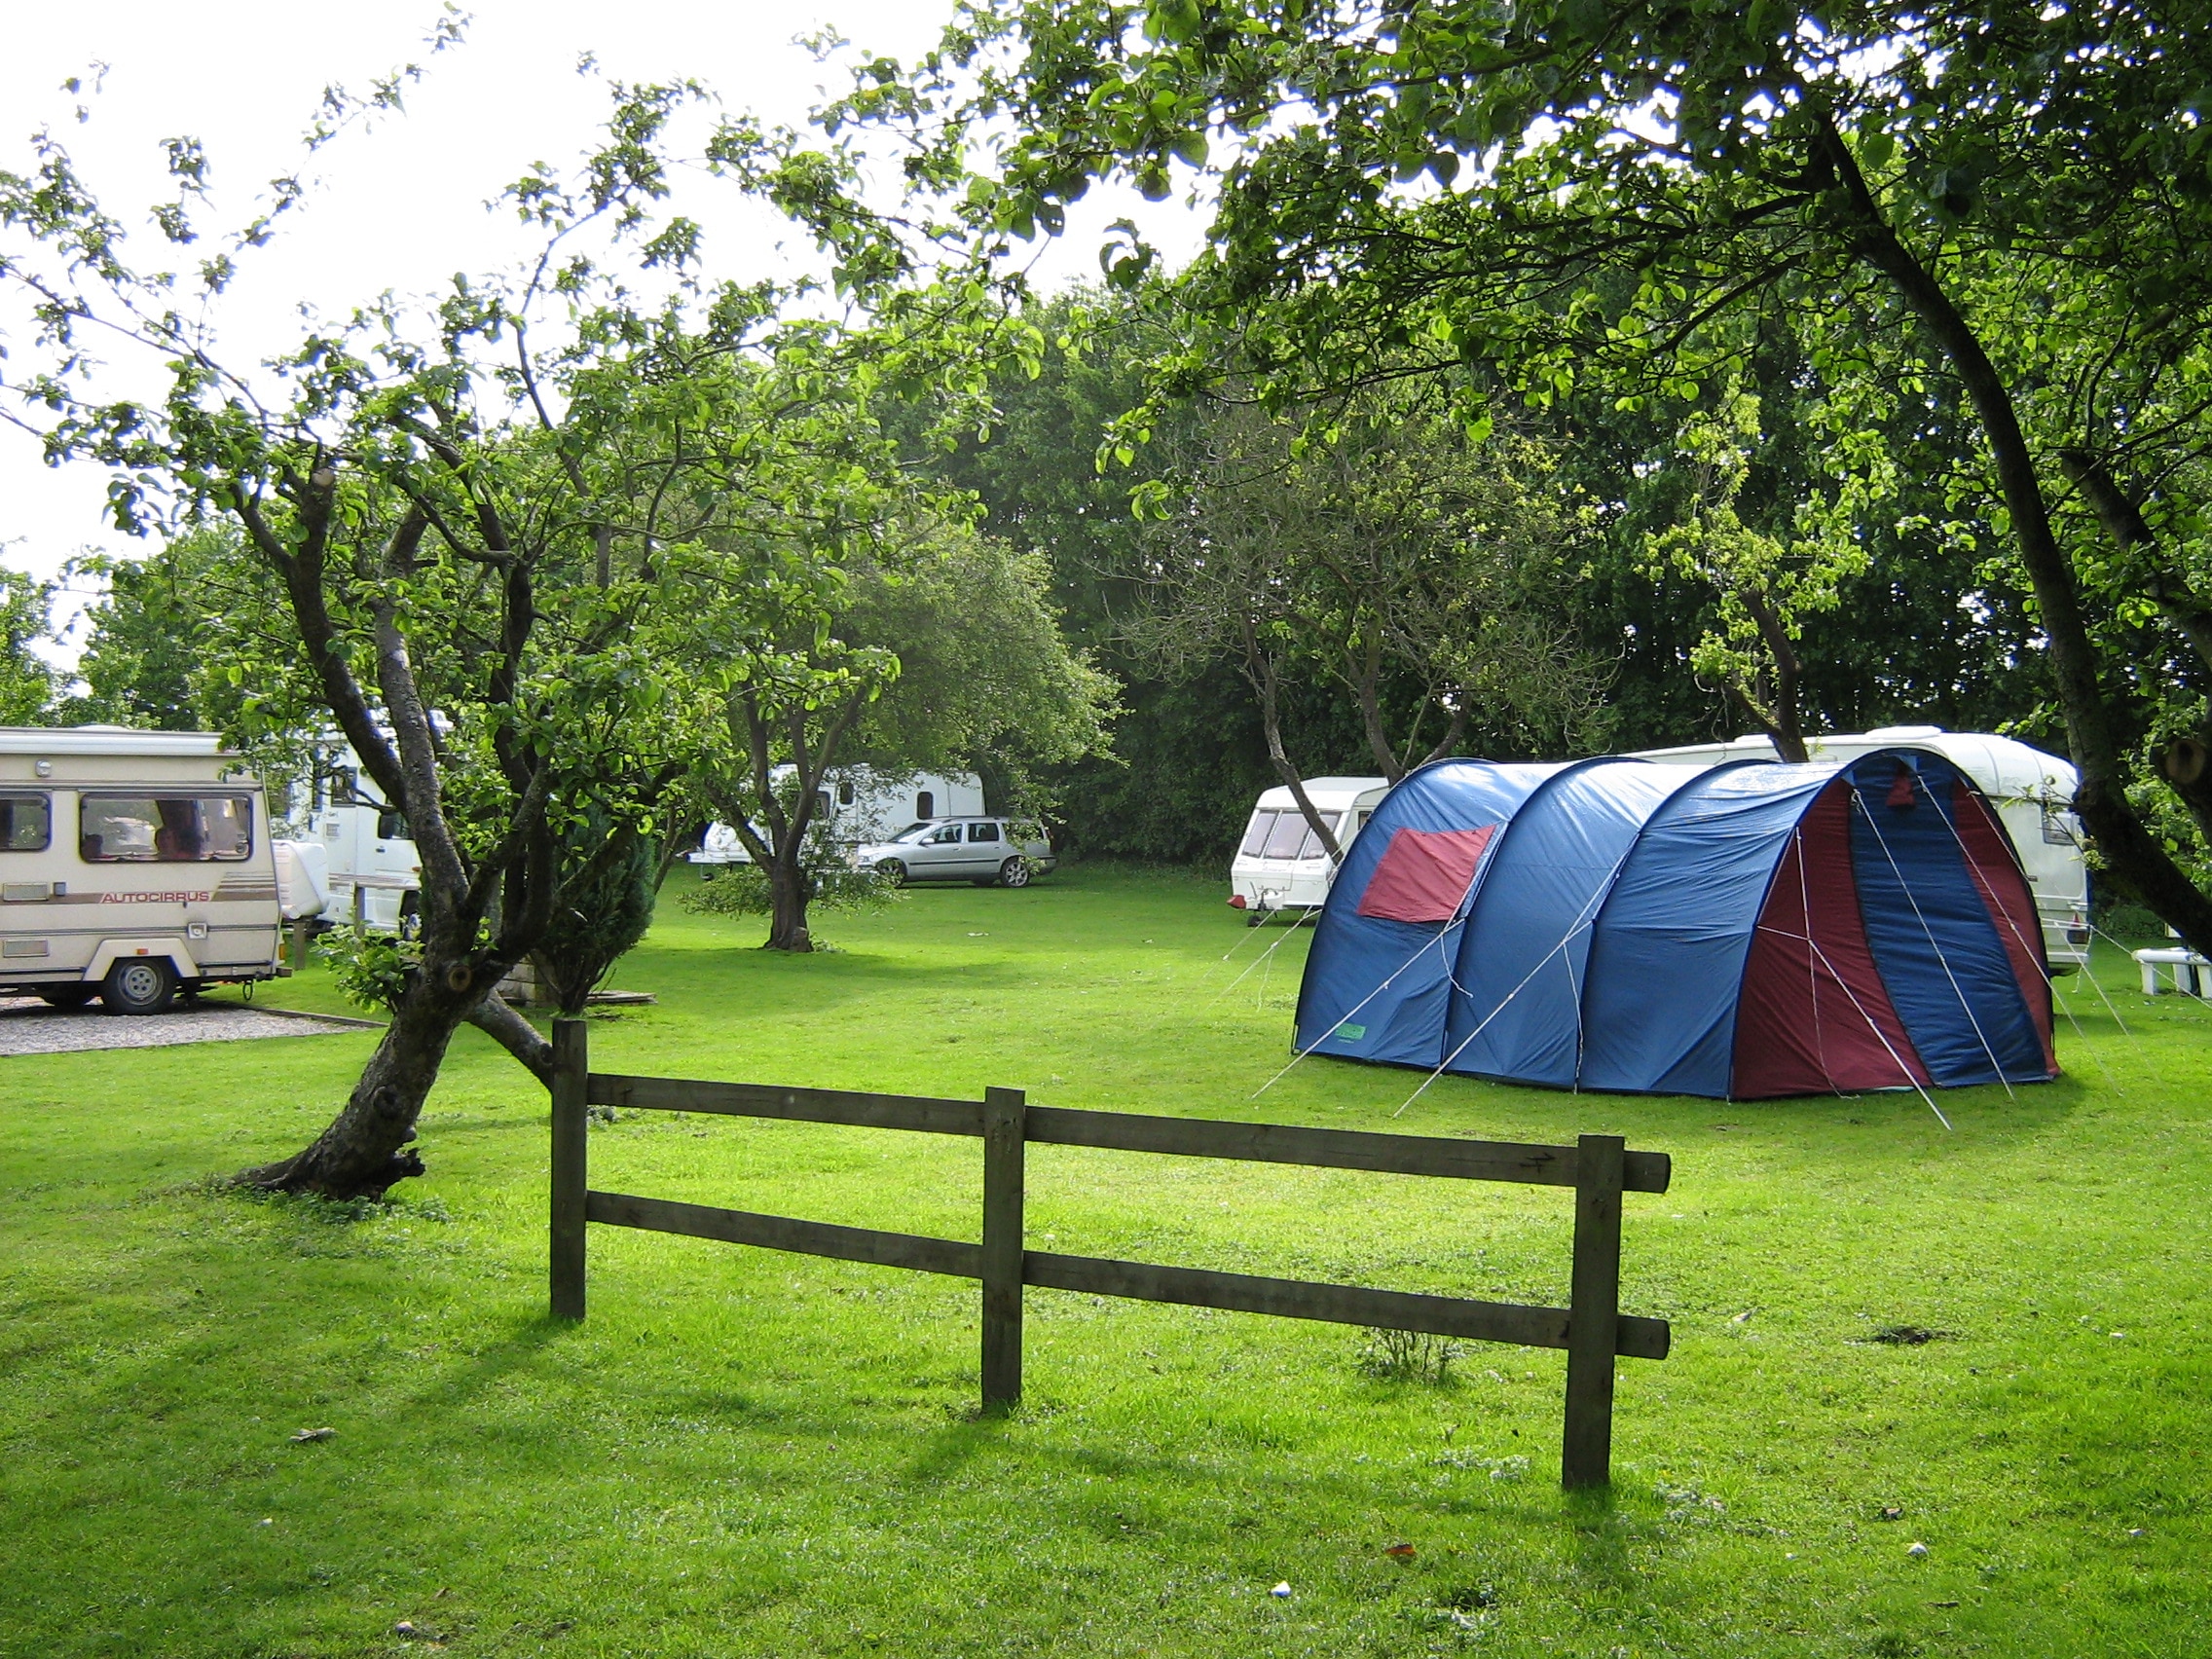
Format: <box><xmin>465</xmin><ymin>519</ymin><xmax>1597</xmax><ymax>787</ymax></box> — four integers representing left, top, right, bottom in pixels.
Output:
<box><xmin>101</xmin><ymin>958</ymin><xmax>176</xmax><ymax>1016</ymax></box>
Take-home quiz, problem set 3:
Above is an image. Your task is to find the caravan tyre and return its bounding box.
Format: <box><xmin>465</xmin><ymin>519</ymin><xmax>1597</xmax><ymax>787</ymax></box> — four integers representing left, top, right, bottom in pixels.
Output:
<box><xmin>997</xmin><ymin>857</ymin><xmax>1032</xmax><ymax>889</ymax></box>
<box><xmin>101</xmin><ymin>958</ymin><xmax>177</xmax><ymax>1016</ymax></box>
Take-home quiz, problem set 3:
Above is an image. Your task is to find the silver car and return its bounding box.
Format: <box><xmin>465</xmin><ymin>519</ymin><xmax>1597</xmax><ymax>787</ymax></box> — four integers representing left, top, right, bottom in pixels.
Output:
<box><xmin>853</xmin><ymin>817</ymin><xmax>1057</xmax><ymax>888</ymax></box>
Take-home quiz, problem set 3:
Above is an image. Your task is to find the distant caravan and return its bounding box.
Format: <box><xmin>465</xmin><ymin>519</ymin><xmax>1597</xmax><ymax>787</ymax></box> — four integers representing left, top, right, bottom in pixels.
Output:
<box><xmin>1227</xmin><ymin>777</ymin><xmax>1389</xmax><ymax>922</ymax></box>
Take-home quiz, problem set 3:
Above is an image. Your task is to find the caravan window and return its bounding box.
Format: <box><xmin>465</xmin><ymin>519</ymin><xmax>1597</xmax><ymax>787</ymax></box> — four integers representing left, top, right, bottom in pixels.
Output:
<box><xmin>1264</xmin><ymin>810</ymin><xmax>1341</xmax><ymax>861</ymax></box>
<box><xmin>79</xmin><ymin>795</ymin><xmax>252</xmax><ymax>863</ymax></box>
<box><xmin>1239</xmin><ymin>811</ymin><xmax>1278</xmax><ymax>858</ymax></box>
<box><xmin>376</xmin><ymin>806</ymin><xmax>410</xmax><ymax>841</ymax></box>
<box><xmin>837</xmin><ymin>780</ymin><xmax>856</xmax><ymax>806</ymax></box>
<box><xmin>0</xmin><ymin>793</ymin><xmax>50</xmax><ymax>852</ymax></box>
<box><xmin>1297</xmin><ymin>813</ymin><xmax>1344</xmax><ymax>860</ymax></box>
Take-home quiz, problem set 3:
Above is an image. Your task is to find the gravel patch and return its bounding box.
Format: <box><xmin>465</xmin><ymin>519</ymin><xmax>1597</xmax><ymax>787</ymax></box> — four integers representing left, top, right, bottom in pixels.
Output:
<box><xmin>0</xmin><ymin>997</ymin><xmax>361</xmax><ymax>1056</ymax></box>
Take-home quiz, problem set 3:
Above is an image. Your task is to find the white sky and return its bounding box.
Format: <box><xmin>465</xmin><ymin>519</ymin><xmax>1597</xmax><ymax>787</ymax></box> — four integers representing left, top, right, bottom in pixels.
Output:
<box><xmin>0</xmin><ymin>1</ymin><xmax>1202</xmax><ymax>664</ymax></box>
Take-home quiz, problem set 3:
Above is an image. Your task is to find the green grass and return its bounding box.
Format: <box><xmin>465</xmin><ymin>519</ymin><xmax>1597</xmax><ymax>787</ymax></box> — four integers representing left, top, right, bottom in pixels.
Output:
<box><xmin>2</xmin><ymin>864</ymin><xmax>2206</xmax><ymax>1658</ymax></box>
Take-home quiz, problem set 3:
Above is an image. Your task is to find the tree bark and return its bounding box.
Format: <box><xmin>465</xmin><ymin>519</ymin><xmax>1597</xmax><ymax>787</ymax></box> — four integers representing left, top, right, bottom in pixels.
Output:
<box><xmin>236</xmin><ymin>976</ymin><xmax>489</xmax><ymax>1199</ymax></box>
<box><xmin>1813</xmin><ymin>114</ymin><xmax>2212</xmax><ymax>957</ymax></box>
<box><xmin>766</xmin><ymin>851</ymin><xmax>814</xmax><ymax>953</ymax></box>
<box><xmin>1239</xmin><ymin>615</ymin><xmax>1345</xmax><ymax>863</ymax></box>
<box><xmin>1737</xmin><ymin>587</ymin><xmax>1808</xmax><ymax>763</ymax></box>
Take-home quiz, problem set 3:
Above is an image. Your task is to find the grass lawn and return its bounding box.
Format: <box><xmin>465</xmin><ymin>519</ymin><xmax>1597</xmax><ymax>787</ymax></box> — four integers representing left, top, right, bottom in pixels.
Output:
<box><xmin>2</xmin><ymin>863</ymin><xmax>2205</xmax><ymax>1658</ymax></box>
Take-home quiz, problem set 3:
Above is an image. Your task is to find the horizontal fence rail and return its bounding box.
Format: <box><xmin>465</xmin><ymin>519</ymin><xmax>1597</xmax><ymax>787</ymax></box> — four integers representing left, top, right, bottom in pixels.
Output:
<box><xmin>552</xmin><ymin>1021</ymin><xmax>1673</xmax><ymax>1490</ymax></box>
<box><xmin>588</xmin><ymin>1072</ymin><xmax>1672</xmax><ymax>1192</ymax></box>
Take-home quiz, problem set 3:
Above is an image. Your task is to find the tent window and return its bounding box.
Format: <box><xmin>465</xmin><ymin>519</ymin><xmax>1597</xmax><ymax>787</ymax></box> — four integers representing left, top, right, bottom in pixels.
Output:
<box><xmin>1239</xmin><ymin>811</ymin><xmax>1277</xmax><ymax>857</ymax></box>
<box><xmin>1356</xmin><ymin>825</ymin><xmax>1497</xmax><ymax>923</ymax></box>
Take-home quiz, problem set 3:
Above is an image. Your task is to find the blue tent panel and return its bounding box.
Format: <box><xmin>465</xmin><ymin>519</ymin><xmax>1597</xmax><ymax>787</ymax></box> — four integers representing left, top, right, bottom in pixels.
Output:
<box><xmin>1843</xmin><ymin>755</ymin><xmax>2047</xmax><ymax>1086</ymax></box>
<box><xmin>1576</xmin><ymin>764</ymin><xmax>1839</xmax><ymax>1096</ymax></box>
<box><xmin>1442</xmin><ymin>759</ymin><xmax>1702</xmax><ymax>1087</ymax></box>
<box><xmin>1292</xmin><ymin>760</ymin><xmax>1564</xmax><ymax>1067</ymax></box>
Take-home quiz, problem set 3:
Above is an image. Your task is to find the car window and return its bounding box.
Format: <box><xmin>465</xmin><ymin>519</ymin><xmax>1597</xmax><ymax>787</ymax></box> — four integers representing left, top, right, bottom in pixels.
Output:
<box><xmin>969</xmin><ymin>822</ymin><xmax>1000</xmax><ymax>843</ymax></box>
<box><xmin>80</xmin><ymin>794</ymin><xmax>253</xmax><ymax>863</ymax></box>
<box><xmin>1009</xmin><ymin>820</ymin><xmax>1046</xmax><ymax>844</ymax></box>
<box><xmin>891</xmin><ymin>823</ymin><xmax>931</xmax><ymax>842</ymax></box>
<box><xmin>0</xmin><ymin>793</ymin><xmax>51</xmax><ymax>852</ymax></box>
<box><xmin>1239</xmin><ymin>810</ymin><xmax>1277</xmax><ymax>857</ymax></box>
<box><xmin>928</xmin><ymin>824</ymin><xmax>964</xmax><ymax>844</ymax></box>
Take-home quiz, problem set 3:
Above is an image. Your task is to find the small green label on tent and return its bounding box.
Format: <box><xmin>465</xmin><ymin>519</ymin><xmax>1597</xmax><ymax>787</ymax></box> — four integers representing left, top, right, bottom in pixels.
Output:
<box><xmin>1335</xmin><ymin>1022</ymin><xmax>1367</xmax><ymax>1042</ymax></box>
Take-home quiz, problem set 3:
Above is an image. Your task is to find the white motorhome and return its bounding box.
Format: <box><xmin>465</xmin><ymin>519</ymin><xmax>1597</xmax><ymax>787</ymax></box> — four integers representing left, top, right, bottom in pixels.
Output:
<box><xmin>1629</xmin><ymin>726</ymin><xmax>2091</xmax><ymax>971</ymax></box>
<box><xmin>1228</xmin><ymin>777</ymin><xmax>1391</xmax><ymax>920</ymax></box>
<box><xmin>691</xmin><ymin>768</ymin><xmax>987</xmax><ymax>866</ymax></box>
<box><xmin>0</xmin><ymin>726</ymin><xmax>323</xmax><ymax>1012</ymax></box>
<box><xmin>276</xmin><ymin>743</ymin><xmax>424</xmax><ymax>932</ymax></box>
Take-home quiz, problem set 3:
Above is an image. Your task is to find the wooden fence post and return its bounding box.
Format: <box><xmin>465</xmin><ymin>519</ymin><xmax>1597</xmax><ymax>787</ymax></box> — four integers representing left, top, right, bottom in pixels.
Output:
<box><xmin>981</xmin><ymin>1086</ymin><xmax>1027</xmax><ymax>1412</ymax></box>
<box><xmin>550</xmin><ymin>1018</ymin><xmax>589</xmax><ymax>1322</ymax></box>
<box><xmin>1563</xmin><ymin>1132</ymin><xmax>1625</xmax><ymax>1491</ymax></box>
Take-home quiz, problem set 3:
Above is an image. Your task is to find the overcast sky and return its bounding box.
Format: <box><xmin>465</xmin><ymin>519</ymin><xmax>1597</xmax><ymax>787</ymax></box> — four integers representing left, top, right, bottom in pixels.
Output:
<box><xmin>0</xmin><ymin>2</ymin><xmax>1198</xmax><ymax>663</ymax></box>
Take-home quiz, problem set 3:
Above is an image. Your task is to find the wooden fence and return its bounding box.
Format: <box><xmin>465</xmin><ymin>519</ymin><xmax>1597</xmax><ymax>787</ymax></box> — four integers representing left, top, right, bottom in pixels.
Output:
<box><xmin>547</xmin><ymin>1019</ymin><xmax>1673</xmax><ymax>1490</ymax></box>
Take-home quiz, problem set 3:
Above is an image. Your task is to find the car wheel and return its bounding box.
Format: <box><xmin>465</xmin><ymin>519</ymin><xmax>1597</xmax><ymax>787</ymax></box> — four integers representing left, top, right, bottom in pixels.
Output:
<box><xmin>36</xmin><ymin>985</ymin><xmax>98</xmax><ymax>1009</ymax></box>
<box><xmin>876</xmin><ymin>859</ymin><xmax>905</xmax><ymax>885</ymax></box>
<box><xmin>998</xmin><ymin>857</ymin><xmax>1032</xmax><ymax>889</ymax></box>
<box><xmin>101</xmin><ymin>957</ymin><xmax>177</xmax><ymax>1015</ymax></box>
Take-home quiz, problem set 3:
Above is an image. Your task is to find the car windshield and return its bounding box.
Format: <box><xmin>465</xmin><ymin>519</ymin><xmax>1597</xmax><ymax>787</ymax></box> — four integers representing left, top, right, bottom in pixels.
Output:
<box><xmin>891</xmin><ymin>823</ymin><xmax>936</xmax><ymax>843</ymax></box>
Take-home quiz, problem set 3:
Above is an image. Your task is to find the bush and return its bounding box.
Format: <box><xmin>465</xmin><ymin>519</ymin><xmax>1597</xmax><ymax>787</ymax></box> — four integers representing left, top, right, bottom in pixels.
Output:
<box><xmin>680</xmin><ymin>863</ymin><xmax>903</xmax><ymax>917</ymax></box>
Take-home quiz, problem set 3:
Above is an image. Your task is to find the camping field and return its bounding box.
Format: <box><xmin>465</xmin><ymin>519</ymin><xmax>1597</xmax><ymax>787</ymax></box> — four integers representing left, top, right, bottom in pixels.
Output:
<box><xmin>1</xmin><ymin>863</ymin><xmax>2205</xmax><ymax>1658</ymax></box>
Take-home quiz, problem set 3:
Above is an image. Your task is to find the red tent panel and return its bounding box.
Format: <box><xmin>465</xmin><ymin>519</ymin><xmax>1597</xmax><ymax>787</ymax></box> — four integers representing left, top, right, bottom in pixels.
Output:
<box><xmin>1356</xmin><ymin>825</ymin><xmax>1498</xmax><ymax>924</ymax></box>
<box><xmin>1947</xmin><ymin>779</ymin><xmax>2057</xmax><ymax>1072</ymax></box>
<box><xmin>1732</xmin><ymin>783</ymin><xmax>1931</xmax><ymax>1098</ymax></box>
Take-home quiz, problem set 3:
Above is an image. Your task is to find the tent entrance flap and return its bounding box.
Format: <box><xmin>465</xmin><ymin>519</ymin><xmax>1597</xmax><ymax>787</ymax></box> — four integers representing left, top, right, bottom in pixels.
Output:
<box><xmin>1357</xmin><ymin>826</ymin><xmax>1497</xmax><ymax>923</ymax></box>
<box><xmin>1730</xmin><ymin>782</ymin><xmax>1931</xmax><ymax>1099</ymax></box>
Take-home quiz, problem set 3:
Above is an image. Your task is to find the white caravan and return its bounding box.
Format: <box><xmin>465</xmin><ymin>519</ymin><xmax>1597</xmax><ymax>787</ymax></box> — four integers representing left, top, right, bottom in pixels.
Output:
<box><xmin>1629</xmin><ymin>725</ymin><xmax>2091</xmax><ymax>971</ymax></box>
<box><xmin>0</xmin><ymin>726</ymin><xmax>324</xmax><ymax>1012</ymax></box>
<box><xmin>691</xmin><ymin>768</ymin><xmax>987</xmax><ymax>866</ymax></box>
<box><xmin>276</xmin><ymin>744</ymin><xmax>424</xmax><ymax>932</ymax></box>
<box><xmin>1228</xmin><ymin>777</ymin><xmax>1391</xmax><ymax>919</ymax></box>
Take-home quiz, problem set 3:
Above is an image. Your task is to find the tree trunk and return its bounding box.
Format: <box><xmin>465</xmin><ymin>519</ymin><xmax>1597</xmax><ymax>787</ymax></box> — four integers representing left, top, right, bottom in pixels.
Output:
<box><xmin>235</xmin><ymin>977</ymin><xmax>481</xmax><ymax>1199</ymax></box>
<box><xmin>1242</xmin><ymin>624</ymin><xmax>1346</xmax><ymax>863</ymax></box>
<box><xmin>1739</xmin><ymin>589</ymin><xmax>1809</xmax><ymax>763</ymax></box>
<box><xmin>765</xmin><ymin>852</ymin><xmax>813</xmax><ymax>952</ymax></box>
<box><xmin>1814</xmin><ymin>114</ymin><xmax>2212</xmax><ymax>957</ymax></box>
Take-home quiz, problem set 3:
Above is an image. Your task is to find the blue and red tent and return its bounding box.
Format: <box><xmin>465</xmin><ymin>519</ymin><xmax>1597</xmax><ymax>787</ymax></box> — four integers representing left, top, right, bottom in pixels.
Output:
<box><xmin>1292</xmin><ymin>750</ymin><xmax>2056</xmax><ymax>1099</ymax></box>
